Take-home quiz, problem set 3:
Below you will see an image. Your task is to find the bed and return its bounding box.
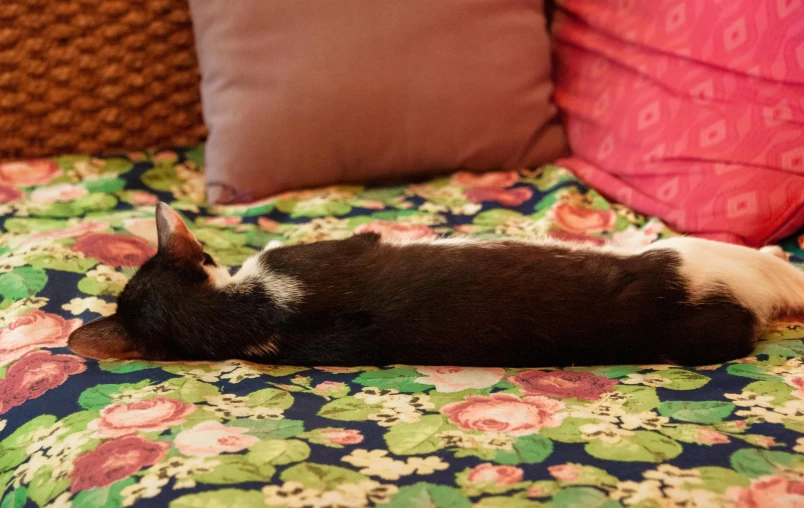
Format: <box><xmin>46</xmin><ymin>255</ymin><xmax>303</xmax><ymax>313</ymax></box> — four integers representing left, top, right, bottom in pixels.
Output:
<box><xmin>2</xmin><ymin>147</ymin><xmax>804</xmax><ymax>507</ymax></box>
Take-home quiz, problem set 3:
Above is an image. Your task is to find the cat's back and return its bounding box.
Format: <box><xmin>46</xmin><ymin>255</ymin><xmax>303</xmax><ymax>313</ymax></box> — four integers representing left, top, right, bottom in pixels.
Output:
<box><xmin>261</xmin><ymin>233</ymin><xmax>648</xmax><ymax>308</ymax></box>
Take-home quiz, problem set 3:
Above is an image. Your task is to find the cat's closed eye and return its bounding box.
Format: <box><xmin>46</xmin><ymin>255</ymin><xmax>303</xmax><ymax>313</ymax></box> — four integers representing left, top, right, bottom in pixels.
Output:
<box><xmin>202</xmin><ymin>252</ymin><xmax>216</xmax><ymax>266</ymax></box>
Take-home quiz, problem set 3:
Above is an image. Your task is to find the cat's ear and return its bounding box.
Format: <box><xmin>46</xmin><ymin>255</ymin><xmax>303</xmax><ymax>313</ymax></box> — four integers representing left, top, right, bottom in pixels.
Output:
<box><xmin>68</xmin><ymin>315</ymin><xmax>142</xmax><ymax>360</ymax></box>
<box><xmin>155</xmin><ymin>202</ymin><xmax>203</xmax><ymax>259</ymax></box>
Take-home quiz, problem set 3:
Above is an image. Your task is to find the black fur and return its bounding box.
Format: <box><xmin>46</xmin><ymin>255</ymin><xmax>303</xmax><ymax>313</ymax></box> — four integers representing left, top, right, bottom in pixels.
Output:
<box><xmin>114</xmin><ymin>252</ymin><xmax>285</xmax><ymax>361</ymax></box>
<box><xmin>110</xmin><ymin>233</ymin><xmax>756</xmax><ymax>366</ymax></box>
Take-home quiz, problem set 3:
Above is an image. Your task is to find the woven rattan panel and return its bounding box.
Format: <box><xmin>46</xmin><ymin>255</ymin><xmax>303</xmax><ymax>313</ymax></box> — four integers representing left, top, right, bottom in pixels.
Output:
<box><xmin>0</xmin><ymin>0</ymin><xmax>207</xmax><ymax>161</ymax></box>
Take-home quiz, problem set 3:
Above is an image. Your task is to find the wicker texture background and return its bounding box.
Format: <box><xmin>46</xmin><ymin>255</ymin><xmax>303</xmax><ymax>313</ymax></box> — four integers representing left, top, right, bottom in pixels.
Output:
<box><xmin>0</xmin><ymin>0</ymin><xmax>207</xmax><ymax>161</ymax></box>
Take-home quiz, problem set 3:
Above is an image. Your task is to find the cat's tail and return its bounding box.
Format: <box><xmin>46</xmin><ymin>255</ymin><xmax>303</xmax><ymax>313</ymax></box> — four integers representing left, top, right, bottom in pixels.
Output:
<box><xmin>647</xmin><ymin>237</ymin><xmax>804</xmax><ymax>327</ymax></box>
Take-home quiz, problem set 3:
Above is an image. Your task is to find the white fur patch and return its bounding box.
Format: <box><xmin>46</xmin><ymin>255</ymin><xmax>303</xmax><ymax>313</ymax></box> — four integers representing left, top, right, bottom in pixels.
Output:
<box><xmin>204</xmin><ymin>265</ymin><xmax>234</xmax><ymax>287</ymax></box>
<box><xmin>647</xmin><ymin>237</ymin><xmax>804</xmax><ymax>324</ymax></box>
<box><xmin>232</xmin><ymin>255</ymin><xmax>263</xmax><ymax>282</ymax></box>
<box><xmin>227</xmin><ymin>253</ymin><xmax>305</xmax><ymax>310</ymax></box>
<box><xmin>261</xmin><ymin>271</ymin><xmax>305</xmax><ymax>310</ymax></box>
<box><xmin>263</xmin><ymin>240</ymin><xmax>286</xmax><ymax>251</ymax></box>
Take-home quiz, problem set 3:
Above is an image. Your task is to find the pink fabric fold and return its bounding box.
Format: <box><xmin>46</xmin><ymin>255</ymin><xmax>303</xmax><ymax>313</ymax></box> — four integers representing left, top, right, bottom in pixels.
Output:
<box><xmin>553</xmin><ymin>0</ymin><xmax>804</xmax><ymax>246</ymax></box>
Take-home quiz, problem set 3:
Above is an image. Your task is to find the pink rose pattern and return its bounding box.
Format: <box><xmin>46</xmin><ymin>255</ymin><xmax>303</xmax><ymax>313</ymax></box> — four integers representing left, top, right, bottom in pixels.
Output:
<box><xmin>319</xmin><ymin>429</ymin><xmax>364</xmax><ymax>446</ymax></box>
<box><xmin>508</xmin><ymin>370</ymin><xmax>619</xmax><ymax>400</ymax></box>
<box><xmin>0</xmin><ymin>185</ymin><xmax>23</xmax><ymax>204</ymax></box>
<box><xmin>71</xmin><ymin>232</ymin><xmax>157</xmax><ymax>267</ymax></box>
<box><xmin>548</xmin><ymin>464</ymin><xmax>584</xmax><ymax>482</ymax></box>
<box><xmin>465</xmin><ymin>187</ymin><xmax>533</xmax><ymax>207</ymax></box>
<box><xmin>89</xmin><ymin>397</ymin><xmax>196</xmax><ymax>437</ymax></box>
<box><xmin>551</xmin><ymin>202</ymin><xmax>617</xmax><ymax>235</ymax></box>
<box><xmin>455</xmin><ymin>170</ymin><xmax>533</xmax><ymax>207</ymax></box>
<box><xmin>726</xmin><ymin>476</ymin><xmax>804</xmax><ymax>508</ymax></box>
<box><xmin>0</xmin><ymin>159</ymin><xmax>62</xmax><ymax>186</ymax></box>
<box><xmin>467</xmin><ymin>464</ymin><xmax>524</xmax><ymax>486</ymax></box>
<box><xmin>174</xmin><ymin>421</ymin><xmax>259</xmax><ymax>457</ymax></box>
<box><xmin>452</xmin><ymin>171</ymin><xmax>520</xmax><ymax>188</ymax></box>
<box><xmin>30</xmin><ymin>183</ymin><xmax>88</xmax><ymax>203</ymax></box>
<box><xmin>0</xmin><ymin>350</ymin><xmax>86</xmax><ymax>414</ymax></box>
<box><xmin>312</xmin><ymin>381</ymin><xmax>348</xmax><ymax>396</ymax></box>
<box><xmin>70</xmin><ymin>436</ymin><xmax>169</xmax><ymax>492</ymax></box>
<box><xmin>0</xmin><ymin>311</ymin><xmax>82</xmax><ymax>366</ymax></box>
<box><xmin>787</xmin><ymin>376</ymin><xmax>804</xmax><ymax>399</ymax></box>
<box><xmin>441</xmin><ymin>393</ymin><xmax>567</xmax><ymax>436</ymax></box>
<box><xmin>128</xmin><ymin>190</ymin><xmax>160</xmax><ymax>206</ymax></box>
<box><xmin>1</xmin><ymin>149</ymin><xmax>803</xmax><ymax>506</ymax></box>
<box><xmin>695</xmin><ymin>429</ymin><xmax>731</xmax><ymax>445</ymax></box>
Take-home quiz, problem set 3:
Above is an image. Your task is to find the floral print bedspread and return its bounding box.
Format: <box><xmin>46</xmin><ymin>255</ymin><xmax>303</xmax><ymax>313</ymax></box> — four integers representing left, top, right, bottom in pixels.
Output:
<box><xmin>2</xmin><ymin>146</ymin><xmax>804</xmax><ymax>508</ymax></box>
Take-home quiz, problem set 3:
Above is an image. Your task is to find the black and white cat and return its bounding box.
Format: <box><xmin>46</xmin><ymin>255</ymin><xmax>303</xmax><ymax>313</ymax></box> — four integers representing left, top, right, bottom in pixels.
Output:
<box><xmin>69</xmin><ymin>203</ymin><xmax>804</xmax><ymax>366</ymax></box>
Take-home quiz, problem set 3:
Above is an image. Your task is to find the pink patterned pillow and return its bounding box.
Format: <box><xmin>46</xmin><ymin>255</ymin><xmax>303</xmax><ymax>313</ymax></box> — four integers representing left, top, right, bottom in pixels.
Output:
<box><xmin>552</xmin><ymin>0</ymin><xmax>804</xmax><ymax>246</ymax></box>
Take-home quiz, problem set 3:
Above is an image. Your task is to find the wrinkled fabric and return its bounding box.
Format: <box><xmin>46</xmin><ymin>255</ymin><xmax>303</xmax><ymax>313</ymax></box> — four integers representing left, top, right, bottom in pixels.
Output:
<box><xmin>553</xmin><ymin>0</ymin><xmax>804</xmax><ymax>246</ymax></box>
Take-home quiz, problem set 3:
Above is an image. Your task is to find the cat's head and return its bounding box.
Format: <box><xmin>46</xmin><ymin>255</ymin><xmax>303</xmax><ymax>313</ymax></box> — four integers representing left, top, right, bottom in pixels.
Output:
<box><xmin>68</xmin><ymin>203</ymin><xmax>232</xmax><ymax>360</ymax></box>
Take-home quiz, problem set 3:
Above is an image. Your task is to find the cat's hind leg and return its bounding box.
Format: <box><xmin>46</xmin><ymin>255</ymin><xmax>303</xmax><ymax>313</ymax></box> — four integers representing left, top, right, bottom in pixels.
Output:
<box><xmin>648</xmin><ymin>237</ymin><xmax>804</xmax><ymax>327</ymax></box>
